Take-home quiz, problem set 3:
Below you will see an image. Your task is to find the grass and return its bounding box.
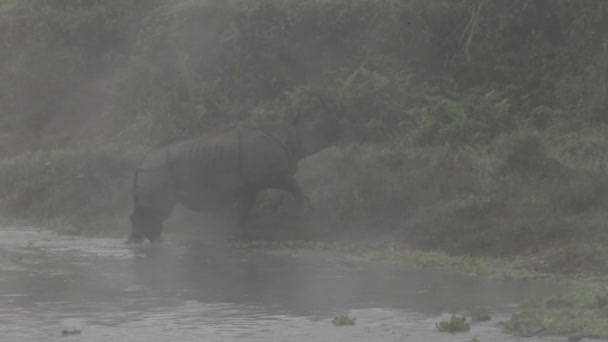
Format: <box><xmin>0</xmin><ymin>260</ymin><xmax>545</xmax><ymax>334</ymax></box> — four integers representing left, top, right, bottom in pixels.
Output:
<box><xmin>436</xmin><ymin>315</ymin><xmax>470</xmax><ymax>333</ymax></box>
<box><xmin>0</xmin><ymin>145</ymin><xmax>137</xmax><ymax>237</ymax></box>
<box><xmin>228</xmin><ymin>239</ymin><xmax>555</xmax><ymax>280</ymax></box>
<box><xmin>357</xmin><ymin>248</ymin><xmax>554</xmax><ymax>280</ymax></box>
<box><xmin>332</xmin><ymin>313</ymin><xmax>356</xmax><ymax>326</ymax></box>
<box><xmin>500</xmin><ymin>278</ymin><xmax>608</xmax><ymax>339</ymax></box>
<box><xmin>228</xmin><ymin>239</ymin><xmax>608</xmax><ymax>339</ymax></box>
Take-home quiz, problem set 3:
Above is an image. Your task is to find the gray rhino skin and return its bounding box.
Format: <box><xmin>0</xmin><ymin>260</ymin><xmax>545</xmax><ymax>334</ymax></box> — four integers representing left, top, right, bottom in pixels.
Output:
<box><xmin>127</xmin><ymin>115</ymin><xmax>339</xmax><ymax>243</ymax></box>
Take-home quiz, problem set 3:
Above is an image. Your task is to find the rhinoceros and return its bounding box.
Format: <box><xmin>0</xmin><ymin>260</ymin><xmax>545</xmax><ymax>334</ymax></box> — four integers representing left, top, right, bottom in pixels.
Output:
<box><xmin>127</xmin><ymin>114</ymin><xmax>339</xmax><ymax>243</ymax></box>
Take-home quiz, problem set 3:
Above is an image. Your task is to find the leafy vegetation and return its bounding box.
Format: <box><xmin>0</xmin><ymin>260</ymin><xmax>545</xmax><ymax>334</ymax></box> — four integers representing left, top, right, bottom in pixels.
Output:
<box><xmin>228</xmin><ymin>239</ymin><xmax>553</xmax><ymax>279</ymax></box>
<box><xmin>5</xmin><ymin>3</ymin><xmax>608</xmax><ymax>341</ymax></box>
<box><xmin>470</xmin><ymin>308</ymin><xmax>492</xmax><ymax>322</ymax></box>
<box><xmin>500</xmin><ymin>279</ymin><xmax>608</xmax><ymax>339</ymax></box>
<box><xmin>332</xmin><ymin>313</ymin><xmax>356</xmax><ymax>326</ymax></box>
<box><xmin>61</xmin><ymin>329</ymin><xmax>82</xmax><ymax>336</ymax></box>
<box><xmin>358</xmin><ymin>245</ymin><xmax>553</xmax><ymax>279</ymax></box>
<box><xmin>436</xmin><ymin>315</ymin><xmax>470</xmax><ymax>333</ymax></box>
<box><xmin>1</xmin><ymin>0</ymin><xmax>608</xmax><ymax>272</ymax></box>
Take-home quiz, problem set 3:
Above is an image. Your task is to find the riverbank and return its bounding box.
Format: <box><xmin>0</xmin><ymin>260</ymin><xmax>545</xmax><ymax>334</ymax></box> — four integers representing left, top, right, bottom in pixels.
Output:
<box><xmin>2</xmin><ymin>0</ymin><xmax>608</xmax><ymax>278</ymax></box>
<box><xmin>3</xmin><ymin>143</ymin><xmax>608</xmax><ymax>341</ymax></box>
<box><xmin>222</xmin><ymin>239</ymin><xmax>608</xmax><ymax>340</ymax></box>
<box><xmin>3</xmin><ymin>1</ymin><xmax>608</xmax><ymax>267</ymax></box>
<box><xmin>2</xmin><ymin>214</ymin><xmax>607</xmax><ymax>339</ymax></box>
<box><xmin>3</xmin><ymin>139</ymin><xmax>608</xmax><ymax>269</ymax></box>
<box><xmin>1</xmin><ymin>226</ymin><xmax>569</xmax><ymax>342</ymax></box>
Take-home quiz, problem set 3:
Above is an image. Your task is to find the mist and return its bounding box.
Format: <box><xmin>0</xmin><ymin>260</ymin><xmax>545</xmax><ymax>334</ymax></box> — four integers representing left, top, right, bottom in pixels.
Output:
<box><xmin>1</xmin><ymin>0</ymin><xmax>607</xmax><ymax>340</ymax></box>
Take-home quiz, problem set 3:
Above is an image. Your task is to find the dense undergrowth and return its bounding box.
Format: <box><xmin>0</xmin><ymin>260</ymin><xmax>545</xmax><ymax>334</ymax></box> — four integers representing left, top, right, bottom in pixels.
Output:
<box><xmin>2</xmin><ymin>0</ymin><xmax>608</xmax><ymax>275</ymax></box>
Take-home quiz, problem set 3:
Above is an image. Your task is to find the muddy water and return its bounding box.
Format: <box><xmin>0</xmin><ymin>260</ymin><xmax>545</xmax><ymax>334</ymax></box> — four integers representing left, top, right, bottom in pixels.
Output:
<box><xmin>0</xmin><ymin>228</ymin><xmax>573</xmax><ymax>342</ymax></box>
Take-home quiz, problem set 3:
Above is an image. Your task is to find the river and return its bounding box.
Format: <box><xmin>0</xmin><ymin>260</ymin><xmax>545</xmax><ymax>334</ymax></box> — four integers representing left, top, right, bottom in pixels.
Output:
<box><xmin>0</xmin><ymin>227</ymin><xmax>576</xmax><ymax>341</ymax></box>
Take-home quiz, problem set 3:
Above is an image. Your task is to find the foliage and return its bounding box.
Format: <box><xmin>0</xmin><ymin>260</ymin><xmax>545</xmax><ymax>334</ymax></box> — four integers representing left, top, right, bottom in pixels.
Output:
<box><xmin>4</xmin><ymin>5</ymin><xmax>608</xmax><ymax>341</ymax></box>
<box><xmin>359</xmin><ymin>246</ymin><xmax>550</xmax><ymax>279</ymax></box>
<box><xmin>436</xmin><ymin>315</ymin><xmax>470</xmax><ymax>333</ymax></box>
<box><xmin>470</xmin><ymin>308</ymin><xmax>492</xmax><ymax>322</ymax></box>
<box><xmin>332</xmin><ymin>313</ymin><xmax>356</xmax><ymax>326</ymax></box>
<box><xmin>61</xmin><ymin>329</ymin><xmax>82</xmax><ymax>336</ymax></box>
<box><xmin>1</xmin><ymin>0</ymin><xmax>608</xmax><ymax>274</ymax></box>
<box><xmin>0</xmin><ymin>145</ymin><xmax>138</xmax><ymax>235</ymax></box>
<box><xmin>2</xmin><ymin>0</ymin><xmax>608</xmax><ymax>143</ymax></box>
<box><xmin>501</xmin><ymin>279</ymin><xmax>608</xmax><ymax>339</ymax></box>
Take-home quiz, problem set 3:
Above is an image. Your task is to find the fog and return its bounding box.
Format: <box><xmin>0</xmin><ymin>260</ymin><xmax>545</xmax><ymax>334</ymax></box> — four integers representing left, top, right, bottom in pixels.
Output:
<box><xmin>0</xmin><ymin>0</ymin><xmax>606</xmax><ymax>341</ymax></box>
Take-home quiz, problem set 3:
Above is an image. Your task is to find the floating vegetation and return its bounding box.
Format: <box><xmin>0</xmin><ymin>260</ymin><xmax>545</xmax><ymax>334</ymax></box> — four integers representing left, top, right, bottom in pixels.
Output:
<box><xmin>436</xmin><ymin>315</ymin><xmax>470</xmax><ymax>333</ymax></box>
<box><xmin>61</xmin><ymin>329</ymin><xmax>82</xmax><ymax>336</ymax></box>
<box><xmin>332</xmin><ymin>313</ymin><xmax>356</xmax><ymax>326</ymax></box>
<box><xmin>230</xmin><ymin>240</ymin><xmax>553</xmax><ymax>280</ymax></box>
<box><xmin>545</xmin><ymin>294</ymin><xmax>573</xmax><ymax>309</ymax></box>
<box><xmin>470</xmin><ymin>307</ymin><xmax>492</xmax><ymax>322</ymax></box>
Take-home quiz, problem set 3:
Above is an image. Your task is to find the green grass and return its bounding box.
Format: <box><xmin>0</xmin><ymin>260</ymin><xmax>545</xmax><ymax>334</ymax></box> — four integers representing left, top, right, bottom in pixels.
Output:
<box><xmin>357</xmin><ymin>248</ymin><xmax>555</xmax><ymax>280</ymax></box>
<box><xmin>500</xmin><ymin>278</ymin><xmax>608</xmax><ymax>339</ymax></box>
<box><xmin>228</xmin><ymin>239</ymin><xmax>551</xmax><ymax>279</ymax></box>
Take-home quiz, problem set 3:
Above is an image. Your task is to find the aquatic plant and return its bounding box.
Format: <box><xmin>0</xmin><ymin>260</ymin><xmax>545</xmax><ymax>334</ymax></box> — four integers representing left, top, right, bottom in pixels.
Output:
<box><xmin>436</xmin><ymin>315</ymin><xmax>470</xmax><ymax>333</ymax></box>
<box><xmin>332</xmin><ymin>313</ymin><xmax>356</xmax><ymax>326</ymax></box>
<box><xmin>470</xmin><ymin>307</ymin><xmax>492</xmax><ymax>322</ymax></box>
<box><xmin>61</xmin><ymin>329</ymin><xmax>82</xmax><ymax>336</ymax></box>
<box><xmin>501</xmin><ymin>280</ymin><xmax>608</xmax><ymax>339</ymax></box>
<box><xmin>545</xmin><ymin>294</ymin><xmax>574</xmax><ymax>309</ymax></box>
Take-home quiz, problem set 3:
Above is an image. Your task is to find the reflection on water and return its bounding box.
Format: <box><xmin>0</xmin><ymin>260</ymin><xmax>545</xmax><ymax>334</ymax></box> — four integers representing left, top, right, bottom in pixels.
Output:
<box><xmin>0</xmin><ymin>228</ymin><xmax>572</xmax><ymax>341</ymax></box>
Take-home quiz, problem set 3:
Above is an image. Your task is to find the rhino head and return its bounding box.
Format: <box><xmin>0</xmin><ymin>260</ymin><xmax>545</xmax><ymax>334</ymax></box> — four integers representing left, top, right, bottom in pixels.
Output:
<box><xmin>291</xmin><ymin>113</ymin><xmax>340</xmax><ymax>159</ymax></box>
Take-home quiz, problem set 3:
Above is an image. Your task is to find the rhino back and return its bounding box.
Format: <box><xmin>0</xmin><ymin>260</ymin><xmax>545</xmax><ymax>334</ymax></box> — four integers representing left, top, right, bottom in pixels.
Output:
<box><xmin>165</xmin><ymin>134</ymin><xmax>241</xmax><ymax>211</ymax></box>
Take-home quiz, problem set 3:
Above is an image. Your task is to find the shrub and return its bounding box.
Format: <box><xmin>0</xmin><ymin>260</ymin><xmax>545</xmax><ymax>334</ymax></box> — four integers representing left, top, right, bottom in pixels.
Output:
<box><xmin>436</xmin><ymin>315</ymin><xmax>470</xmax><ymax>333</ymax></box>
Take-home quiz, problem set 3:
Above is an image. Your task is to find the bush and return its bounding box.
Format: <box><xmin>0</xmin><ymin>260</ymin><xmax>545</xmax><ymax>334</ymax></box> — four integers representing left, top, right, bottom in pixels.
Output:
<box><xmin>0</xmin><ymin>145</ymin><xmax>139</xmax><ymax>234</ymax></box>
<box><xmin>436</xmin><ymin>315</ymin><xmax>470</xmax><ymax>333</ymax></box>
<box><xmin>2</xmin><ymin>0</ymin><xmax>608</xmax><ymax>271</ymax></box>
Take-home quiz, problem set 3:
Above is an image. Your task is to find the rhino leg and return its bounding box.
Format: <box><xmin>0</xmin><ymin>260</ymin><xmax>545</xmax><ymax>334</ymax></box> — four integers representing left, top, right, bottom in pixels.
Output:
<box><xmin>268</xmin><ymin>176</ymin><xmax>310</xmax><ymax>209</ymax></box>
<box><xmin>128</xmin><ymin>204</ymin><xmax>174</xmax><ymax>244</ymax></box>
<box><xmin>128</xmin><ymin>208</ymin><xmax>150</xmax><ymax>244</ymax></box>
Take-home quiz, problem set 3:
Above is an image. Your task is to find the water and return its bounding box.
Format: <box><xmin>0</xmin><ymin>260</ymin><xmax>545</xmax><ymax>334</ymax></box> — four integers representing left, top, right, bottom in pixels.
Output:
<box><xmin>0</xmin><ymin>227</ymin><xmax>575</xmax><ymax>341</ymax></box>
